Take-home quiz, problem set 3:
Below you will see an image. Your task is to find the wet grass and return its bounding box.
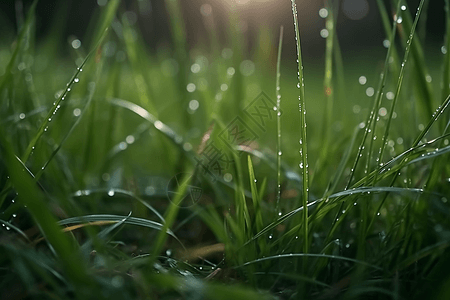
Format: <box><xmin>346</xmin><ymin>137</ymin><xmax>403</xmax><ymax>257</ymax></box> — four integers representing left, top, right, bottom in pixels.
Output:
<box><xmin>1</xmin><ymin>0</ymin><xmax>450</xmax><ymax>299</ymax></box>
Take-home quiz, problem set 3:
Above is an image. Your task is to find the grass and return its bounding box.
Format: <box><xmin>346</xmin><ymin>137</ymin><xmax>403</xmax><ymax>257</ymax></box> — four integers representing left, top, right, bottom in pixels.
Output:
<box><xmin>1</xmin><ymin>0</ymin><xmax>450</xmax><ymax>299</ymax></box>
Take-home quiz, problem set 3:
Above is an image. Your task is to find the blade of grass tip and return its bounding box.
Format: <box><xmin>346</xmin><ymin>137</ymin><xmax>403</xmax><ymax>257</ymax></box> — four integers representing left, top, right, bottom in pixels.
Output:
<box><xmin>0</xmin><ymin>0</ymin><xmax>37</xmax><ymax>95</ymax></box>
<box><xmin>0</xmin><ymin>129</ymin><xmax>97</xmax><ymax>297</ymax></box>
<box><xmin>275</xmin><ymin>26</ymin><xmax>283</xmax><ymax>217</ymax></box>
<box><xmin>291</xmin><ymin>0</ymin><xmax>309</xmax><ymax>258</ymax></box>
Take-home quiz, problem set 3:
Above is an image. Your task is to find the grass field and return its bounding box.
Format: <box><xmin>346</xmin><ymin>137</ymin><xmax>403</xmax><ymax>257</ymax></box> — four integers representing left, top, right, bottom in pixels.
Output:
<box><xmin>1</xmin><ymin>0</ymin><xmax>450</xmax><ymax>299</ymax></box>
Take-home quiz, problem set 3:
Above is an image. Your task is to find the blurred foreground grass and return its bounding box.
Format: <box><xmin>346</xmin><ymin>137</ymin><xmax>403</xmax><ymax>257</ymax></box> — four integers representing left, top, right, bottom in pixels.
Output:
<box><xmin>1</xmin><ymin>0</ymin><xmax>450</xmax><ymax>299</ymax></box>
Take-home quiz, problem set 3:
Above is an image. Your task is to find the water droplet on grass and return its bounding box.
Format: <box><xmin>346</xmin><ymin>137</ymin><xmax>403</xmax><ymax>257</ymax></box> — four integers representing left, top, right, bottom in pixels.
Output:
<box><xmin>319</xmin><ymin>8</ymin><xmax>328</xmax><ymax>18</ymax></box>
<box><xmin>320</xmin><ymin>29</ymin><xmax>329</xmax><ymax>38</ymax></box>
<box><xmin>108</xmin><ymin>190</ymin><xmax>115</xmax><ymax>197</ymax></box>
<box><xmin>366</xmin><ymin>87</ymin><xmax>374</xmax><ymax>97</ymax></box>
<box><xmin>126</xmin><ymin>135</ymin><xmax>135</xmax><ymax>144</ymax></box>
<box><xmin>358</xmin><ymin>76</ymin><xmax>367</xmax><ymax>85</ymax></box>
<box><xmin>188</xmin><ymin>99</ymin><xmax>200</xmax><ymax>112</ymax></box>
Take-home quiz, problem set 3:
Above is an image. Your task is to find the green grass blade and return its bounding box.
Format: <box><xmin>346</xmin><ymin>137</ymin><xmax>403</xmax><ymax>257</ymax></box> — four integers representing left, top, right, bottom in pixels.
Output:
<box><xmin>0</xmin><ymin>128</ymin><xmax>97</xmax><ymax>297</ymax></box>
<box><xmin>72</xmin><ymin>188</ymin><xmax>165</xmax><ymax>223</ymax></box>
<box><xmin>21</xmin><ymin>29</ymin><xmax>108</xmax><ymax>164</ymax></box>
<box><xmin>237</xmin><ymin>253</ymin><xmax>382</xmax><ymax>270</ymax></box>
<box><xmin>377</xmin><ymin>0</ymin><xmax>427</xmax><ymax>179</ymax></box>
<box><xmin>150</xmin><ymin>170</ymin><xmax>192</xmax><ymax>262</ymax></box>
<box><xmin>275</xmin><ymin>26</ymin><xmax>283</xmax><ymax>216</ymax></box>
<box><xmin>291</xmin><ymin>0</ymin><xmax>309</xmax><ymax>258</ymax></box>
<box><xmin>0</xmin><ymin>0</ymin><xmax>37</xmax><ymax>95</ymax></box>
<box><xmin>58</xmin><ymin>214</ymin><xmax>178</xmax><ymax>240</ymax></box>
<box><xmin>248</xmin><ymin>156</ymin><xmax>263</xmax><ymax>233</ymax></box>
<box><xmin>443</xmin><ymin>0</ymin><xmax>450</xmax><ymax>104</ymax></box>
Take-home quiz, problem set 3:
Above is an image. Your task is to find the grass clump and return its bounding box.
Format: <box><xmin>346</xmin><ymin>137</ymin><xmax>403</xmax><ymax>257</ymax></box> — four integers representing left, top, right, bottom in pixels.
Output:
<box><xmin>1</xmin><ymin>0</ymin><xmax>450</xmax><ymax>299</ymax></box>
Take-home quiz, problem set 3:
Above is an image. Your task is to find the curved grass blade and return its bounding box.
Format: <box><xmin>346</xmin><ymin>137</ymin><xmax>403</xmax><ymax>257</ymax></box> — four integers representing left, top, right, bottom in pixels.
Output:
<box><xmin>72</xmin><ymin>188</ymin><xmax>165</xmax><ymax>223</ymax></box>
<box><xmin>58</xmin><ymin>214</ymin><xmax>171</xmax><ymax>235</ymax></box>
<box><xmin>80</xmin><ymin>212</ymin><xmax>132</xmax><ymax>253</ymax></box>
<box><xmin>406</xmin><ymin>144</ymin><xmax>450</xmax><ymax>165</ymax></box>
<box><xmin>0</xmin><ymin>219</ymin><xmax>30</xmax><ymax>242</ymax></box>
<box><xmin>236</xmin><ymin>253</ymin><xmax>382</xmax><ymax>270</ymax></box>
<box><xmin>253</xmin><ymin>272</ymin><xmax>331</xmax><ymax>288</ymax></box>
<box><xmin>243</xmin><ymin>185</ymin><xmax>428</xmax><ymax>248</ymax></box>
<box><xmin>109</xmin><ymin>97</ymin><xmax>187</xmax><ymax>152</ymax></box>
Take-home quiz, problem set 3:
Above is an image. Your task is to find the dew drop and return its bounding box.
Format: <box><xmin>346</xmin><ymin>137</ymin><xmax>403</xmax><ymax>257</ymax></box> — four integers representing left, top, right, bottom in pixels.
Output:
<box><xmin>319</xmin><ymin>8</ymin><xmax>328</xmax><ymax>18</ymax></box>
<box><xmin>108</xmin><ymin>190</ymin><xmax>115</xmax><ymax>197</ymax></box>
<box><xmin>126</xmin><ymin>135</ymin><xmax>135</xmax><ymax>144</ymax></box>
